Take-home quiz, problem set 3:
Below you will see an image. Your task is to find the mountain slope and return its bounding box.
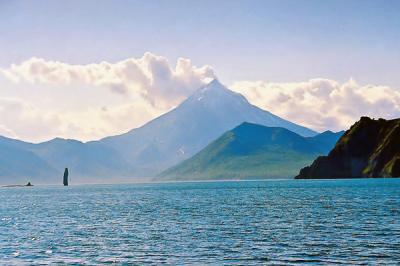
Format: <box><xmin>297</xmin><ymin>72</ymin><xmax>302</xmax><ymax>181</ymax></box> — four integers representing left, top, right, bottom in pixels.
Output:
<box><xmin>100</xmin><ymin>79</ymin><xmax>317</xmax><ymax>176</ymax></box>
<box><xmin>31</xmin><ymin>138</ymin><xmax>134</xmax><ymax>182</ymax></box>
<box><xmin>0</xmin><ymin>136</ymin><xmax>58</xmax><ymax>184</ymax></box>
<box><xmin>158</xmin><ymin>123</ymin><xmax>342</xmax><ymax>181</ymax></box>
<box><xmin>0</xmin><ymin>79</ymin><xmax>318</xmax><ymax>184</ymax></box>
<box><xmin>296</xmin><ymin>117</ymin><xmax>400</xmax><ymax>179</ymax></box>
<box><xmin>0</xmin><ymin>136</ymin><xmax>134</xmax><ymax>185</ymax></box>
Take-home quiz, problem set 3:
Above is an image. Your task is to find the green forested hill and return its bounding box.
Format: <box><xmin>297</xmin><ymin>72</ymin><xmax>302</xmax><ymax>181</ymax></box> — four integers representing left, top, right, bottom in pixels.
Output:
<box><xmin>158</xmin><ymin>123</ymin><xmax>343</xmax><ymax>181</ymax></box>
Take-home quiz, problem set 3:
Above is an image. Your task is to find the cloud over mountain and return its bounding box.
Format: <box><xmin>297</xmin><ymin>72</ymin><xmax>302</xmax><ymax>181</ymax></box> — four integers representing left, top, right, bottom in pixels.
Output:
<box><xmin>0</xmin><ymin>53</ymin><xmax>399</xmax><ymax>142</ymax></box>
<box><xmin>0</xmin><ymin>53</ymin><xmax>215</xmax><ymax>141</ymax></box>
<box><xmin>231</xmin><ymin>78</ymin><xmax>400</xmax><ymax>132</ymax></box>
<box><xmin>1</xmin><ymin>52</ymin><xmax>215</xmax><ymax>108</ymax></box>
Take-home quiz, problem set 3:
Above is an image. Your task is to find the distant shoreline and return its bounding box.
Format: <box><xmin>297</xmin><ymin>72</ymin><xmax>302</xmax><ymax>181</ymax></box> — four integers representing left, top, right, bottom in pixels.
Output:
<box><xmin>2</xmin><ymin>183</ymin><xmax>33</xmax><ymax>188</ymax></box>
<box><xmin>1</xmin><ymin>177</ymin><xmax>397</xmax><ymax>188</ymax></box>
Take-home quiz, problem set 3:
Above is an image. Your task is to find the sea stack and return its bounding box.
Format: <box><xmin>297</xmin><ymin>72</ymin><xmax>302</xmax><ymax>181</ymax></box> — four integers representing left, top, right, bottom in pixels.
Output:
<box><xmin>63</xmin><ymin>168</ymin><xmax>69</xmax><ymax>186</ymax></box>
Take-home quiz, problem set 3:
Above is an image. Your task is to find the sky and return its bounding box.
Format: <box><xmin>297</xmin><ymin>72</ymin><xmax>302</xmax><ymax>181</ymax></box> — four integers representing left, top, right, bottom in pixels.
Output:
<box><xmin>0</xmin><ymin>0</ymin><xmax>399</xmax><ymax>142</ymax></box>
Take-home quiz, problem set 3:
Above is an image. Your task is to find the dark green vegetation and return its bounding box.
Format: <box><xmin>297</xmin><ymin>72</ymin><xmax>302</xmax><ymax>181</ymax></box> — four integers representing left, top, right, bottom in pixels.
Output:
<box><xmin>158</xmin><ymin>123</ymin><xmax>343</xmax><ymax>181</ymax></box>
<box><xmin>296</xmin><ymin>117</ymin><xmax>400</xmax><ymax>179</ymax></box>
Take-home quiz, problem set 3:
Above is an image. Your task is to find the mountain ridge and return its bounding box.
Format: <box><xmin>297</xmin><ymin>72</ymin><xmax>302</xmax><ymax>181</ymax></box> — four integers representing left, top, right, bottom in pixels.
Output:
<box><xmin>158</xmin><ymin>122</ymin><xmax>342</xmax><ymax>181</ymax></box>
<box><xmin>98</xmin><ymin>79</ymin><xmax>317</xmax><ymax>176</ymax></box>
<box><xmin>0</xmin><ymin>79</ymin><xmax>319</xmax><ymax>184</ymax></box>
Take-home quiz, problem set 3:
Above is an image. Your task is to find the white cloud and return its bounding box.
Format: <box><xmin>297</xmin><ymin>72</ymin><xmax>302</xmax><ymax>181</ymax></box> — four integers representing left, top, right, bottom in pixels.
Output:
<box><xmin>1</xmin><ymin>52</ymin><xmax>215</xmax><ymax>108</ymax></box>
<box><xmin>0</xmin><ymin>53</ymin><xmax>215</xmax><ymax>142</ymax></box>
<box><xmin>0</xmin><ymin>98</ymin><xmax>62</xmax><ymax>141</ymax></box>
<box><xmin>1</xmin><ymin>52</ymin><xmax>399</xmax><ymax>142</ymax></box>
<box><xmin>0</xmin><ymin>96</ymin><xmax>165</xmax><ymax>142</ymax></box>
<box><xmin>231</xmin><ymin>78</ymin><xmax>400</xmax><ymax>132</ymax></box>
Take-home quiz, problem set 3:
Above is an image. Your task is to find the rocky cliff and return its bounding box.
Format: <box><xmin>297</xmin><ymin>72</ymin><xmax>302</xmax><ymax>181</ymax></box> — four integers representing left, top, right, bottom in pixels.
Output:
<box><xmin>295</xmin><ymin>117</ymin><xmax>400</xmax><ymax>179</ymax></box>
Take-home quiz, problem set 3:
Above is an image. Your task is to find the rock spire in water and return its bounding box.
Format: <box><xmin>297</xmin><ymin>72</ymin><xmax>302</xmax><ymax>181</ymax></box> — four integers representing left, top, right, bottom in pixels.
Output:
<box><xmin>63</xmin><ymin>168</ymin><xmax>69</xmax><ymax>186</ymax></box>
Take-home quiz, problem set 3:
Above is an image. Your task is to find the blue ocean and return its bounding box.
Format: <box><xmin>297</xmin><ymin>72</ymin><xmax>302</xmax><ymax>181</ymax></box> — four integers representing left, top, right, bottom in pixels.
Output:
<box><xmin>1</xmin><ymin>179</ymin><xmax>399</xmax><ymax>265</ymax></box>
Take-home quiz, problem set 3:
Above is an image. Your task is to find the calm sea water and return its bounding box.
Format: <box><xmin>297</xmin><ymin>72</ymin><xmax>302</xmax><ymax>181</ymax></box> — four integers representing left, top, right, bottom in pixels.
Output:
<box><xmin>0</xmin><ymin>179</ymin><xmax>399</xmax><ymax>265</ymax></box>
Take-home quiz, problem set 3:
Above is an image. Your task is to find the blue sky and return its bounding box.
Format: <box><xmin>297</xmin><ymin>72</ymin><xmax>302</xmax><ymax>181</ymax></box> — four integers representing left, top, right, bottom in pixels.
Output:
<box><xmin>1</xmin><ymin>0</ymin><xmax>399</xmax><ymax>86</ymax></box>
<box><xmin>0</xmin><ymin>0</ymin><xmax>400</xmax><ymax>141</ymax></box>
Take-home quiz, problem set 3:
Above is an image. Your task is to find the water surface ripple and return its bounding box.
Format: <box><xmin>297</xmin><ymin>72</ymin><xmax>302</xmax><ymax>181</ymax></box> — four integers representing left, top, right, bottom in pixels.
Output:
<box><xmin>0</xmin><ymin>179</ymin><xmax>399</xmax><ymax>265</ymax></box>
